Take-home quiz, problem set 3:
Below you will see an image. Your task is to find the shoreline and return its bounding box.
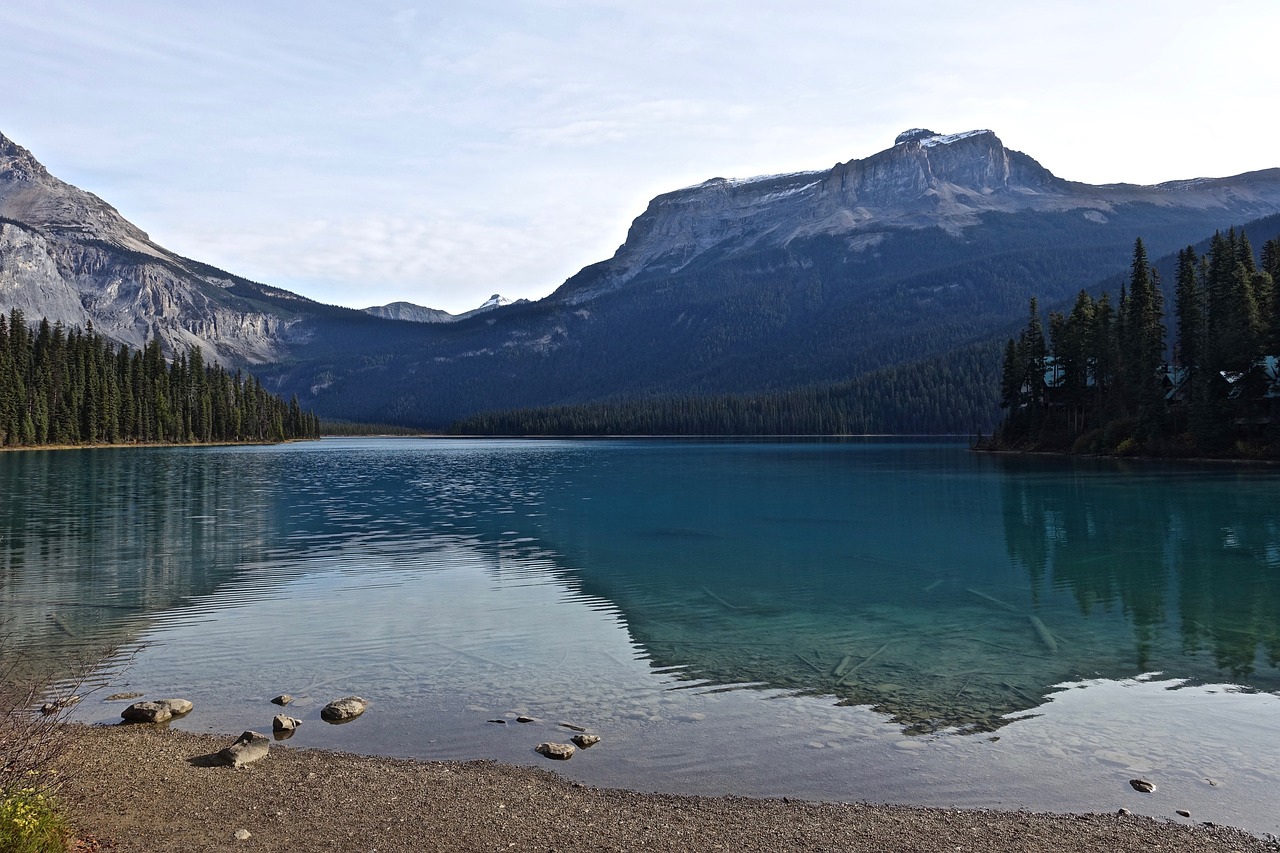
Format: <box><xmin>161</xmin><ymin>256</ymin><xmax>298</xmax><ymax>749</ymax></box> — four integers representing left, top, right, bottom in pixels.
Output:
<box><xmin>0</xmin><ymin>438</ymin><xmax>313</xmax><ymax>454</ymax></box>
<box><xmin>53</xmin><ymin>724</ymin><xmax>1279</xmax><ymax>852</ymax></box>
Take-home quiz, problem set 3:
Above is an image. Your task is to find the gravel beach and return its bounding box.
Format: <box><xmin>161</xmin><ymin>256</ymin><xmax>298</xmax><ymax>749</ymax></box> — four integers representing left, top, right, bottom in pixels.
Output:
<box><xmin>53</xmin><ymin>724</ymin><xmax>1278</xmax><ymax>853</ymax></box>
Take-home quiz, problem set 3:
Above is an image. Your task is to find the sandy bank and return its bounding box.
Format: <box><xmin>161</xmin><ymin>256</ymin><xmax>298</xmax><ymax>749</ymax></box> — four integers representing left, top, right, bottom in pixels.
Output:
<box><xmin>53</xmin><ymin>725</ymin><xmax>1277</xmax><ymax>852</ymax></box>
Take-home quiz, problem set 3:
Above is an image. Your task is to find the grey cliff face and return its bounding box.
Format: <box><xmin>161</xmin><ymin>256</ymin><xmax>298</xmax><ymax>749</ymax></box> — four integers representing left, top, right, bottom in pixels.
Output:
<box><xmin>0</xmin><ymin>131</ymin><xmax>303</xmax><ymax>365</ymax></box>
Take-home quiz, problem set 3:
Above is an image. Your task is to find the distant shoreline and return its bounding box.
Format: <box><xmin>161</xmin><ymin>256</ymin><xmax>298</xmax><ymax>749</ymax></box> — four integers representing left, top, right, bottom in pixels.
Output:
<box><xmin>971</xmin><ymin>444</ymin><xmax>1280</xmax><ymax>467</ymax></box>
<box><xmin>0</xmin><ymin>438</ymin><xmax>309</xmax><ymax>453</ymax></box>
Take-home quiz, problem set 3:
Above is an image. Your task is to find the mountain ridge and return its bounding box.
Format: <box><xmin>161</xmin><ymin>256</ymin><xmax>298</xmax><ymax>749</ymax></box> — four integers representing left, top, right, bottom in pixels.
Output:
<box><xmin>550</xmin><ymin>129</ymin><xmax>1280</xmax><ymax>307</ymax></box>
<box><xmin>6</xmin><ymin>128</ymin><xmax>1280</xmax><ymax>428</ymax></box>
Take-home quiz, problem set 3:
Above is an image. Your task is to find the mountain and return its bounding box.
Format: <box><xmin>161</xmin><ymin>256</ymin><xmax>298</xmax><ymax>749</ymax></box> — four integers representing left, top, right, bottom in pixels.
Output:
<box><xmin>6</xmin><ymin>128</ymin><xmax>1280</xmax><ymax>429</ymax></box>
<box><xmin>362</xmin><ymin>294</ymin><xmax>525</xmax><ymax>323</ymax></box>
<box><xmin>266</xmin><ymin>129</ymin><xmax>1280</xmax><ymax>426</ymax></box>
<box><xmin>0</xmin><ymin>131</ymin><xmax>364</xmax><ymax>365</ymax></box>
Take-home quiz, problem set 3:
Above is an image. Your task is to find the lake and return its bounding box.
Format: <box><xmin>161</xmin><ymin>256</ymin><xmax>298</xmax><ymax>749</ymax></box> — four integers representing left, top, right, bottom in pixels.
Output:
<box><xmin>4</xmin><ymin>438</ymin><xmax>1279</xmax><ymax>835</ymax></box>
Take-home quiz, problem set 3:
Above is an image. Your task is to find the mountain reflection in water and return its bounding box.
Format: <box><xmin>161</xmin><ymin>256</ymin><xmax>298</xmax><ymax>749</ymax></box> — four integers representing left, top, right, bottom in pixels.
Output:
<box><xmin>3</xmin><ymin>439</ymin><xmax>1278</xmax><ymax>741</ymax></box>
<box><xmin>531</xmin><ymin>444</ymin><xmax>1280</xmax><ymax>733</ymax></box>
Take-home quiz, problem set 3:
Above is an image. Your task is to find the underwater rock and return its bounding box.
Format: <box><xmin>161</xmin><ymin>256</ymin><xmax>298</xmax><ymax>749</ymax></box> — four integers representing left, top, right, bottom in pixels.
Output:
<box><xmin>535</xmin><ymin>742</ymin><xmax>575</xmax><ymax>760</ymax></box>
<box><xmin>516</xmin><ymin>716</ymin><xmax>535</xmax><ymax>723</ymax></box>
<box><xmin>219</xmin><ymin>731</ymin><xmax>270</xmax><ymax>768</ymax></box>
<box><xmin>1176</xmin><ymin>809</ymin><xmax>1191</xmax><ymax>818</ymax></box>
<box><xmin>558</xmin><ymin>722</ymin><xmax>587</xmax><ymax>732</ymax></box>
<box><xmin>321</xmin><ymin>696</ymin><xmax>368</xmax><ymax>723</ymax></box>
<box><xmin>1129</xmin><ymin>779</ymin><xmax>1156</xmax><ymax>793</ymax></box>
<box><xmin>571</xmin><ymin>734</ymin><xmax>601</xmax><ymax>748</ymax></box>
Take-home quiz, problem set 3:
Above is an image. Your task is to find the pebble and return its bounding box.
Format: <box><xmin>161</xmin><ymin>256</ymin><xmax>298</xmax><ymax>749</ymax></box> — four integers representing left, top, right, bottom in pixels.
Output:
<box><xmin>571</xmin><ymin>734</ymin><xmax>601</xmax><ymax>748</ymax></box>
<box><xmin>1177</xmin><ymin>809</ymin><xmax>1191</xmax><ymax>818</ymax></box>
<box><xmin>271</xmin><ymin>694</ymin><xmax>294</xmax><ymax>707</ymax></box>
<box><xmin>516</xmin><ymin>716</ymin><xmax>535</xmax><ymax>723</ymax></box>
<box><xmin>234</xmin><ymin>829</ymin><xmax>251</xmax><ymax>842</ymax></box>
<box><xmin>1129</xmin><ymin>779</ymin><xmax>1156</xmax><ymax>793</ymax></box>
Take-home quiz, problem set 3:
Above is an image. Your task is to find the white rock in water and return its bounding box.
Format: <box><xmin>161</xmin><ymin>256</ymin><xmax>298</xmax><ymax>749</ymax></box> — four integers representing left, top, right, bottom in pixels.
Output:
<box><xmin>321</xmin><ymin>696</ymin><xmax>368</xmax><ymax>723</ymax></box>
<box><xmin>155</xmin><ymin>698</ymin><xmax>193</xmax><ymax>716</ymax></box>
<box><xmin>121</xmin><ymin>701</ymin><xmax>171</xmax><ymax>723</ymax></box>
<box><xmin>535</xmin><ymin>742</ymin><xmax>575</xmax><ymax>760</ymax></box>
<box><xmin>272</xmin><ymin>714</ymin><xmax>302</xmax><ymax>732</ymax></box>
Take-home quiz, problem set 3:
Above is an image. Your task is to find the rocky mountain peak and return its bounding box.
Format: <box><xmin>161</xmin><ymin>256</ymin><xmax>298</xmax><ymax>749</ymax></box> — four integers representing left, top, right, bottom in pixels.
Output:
<box><xmin>894</xmin><ymin>128</ymin><xmax>939</xmax><ymax>145</ymax></box>
<box><xmin>0</xmin><ymin>131</ymin><xmax>154</xmax><ymax>251</ymax></box>
<box><xmin>0</xmin><ymin>131</ymin><xmax>52</xmax><ymax>185</ymax></box>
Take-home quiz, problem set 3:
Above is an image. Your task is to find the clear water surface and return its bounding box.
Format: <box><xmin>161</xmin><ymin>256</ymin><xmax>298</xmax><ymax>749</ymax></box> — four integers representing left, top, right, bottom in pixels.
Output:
<box><xmin>3</xmin><ymin>438</ymin><xmax>1279</xmax><ymax>835</ymax></box>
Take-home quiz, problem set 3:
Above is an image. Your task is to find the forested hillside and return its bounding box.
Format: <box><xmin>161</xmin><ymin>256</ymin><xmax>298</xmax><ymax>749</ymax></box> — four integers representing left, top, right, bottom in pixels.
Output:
<box><xmin>452</xmin><ymin>340</ymin><xmax>1001</xmax><ymax>436</ymax></box>
<box><xmin>0</xmin><ymin>310</ymin><xmax>319</xmax><ymax>447</ymax></box>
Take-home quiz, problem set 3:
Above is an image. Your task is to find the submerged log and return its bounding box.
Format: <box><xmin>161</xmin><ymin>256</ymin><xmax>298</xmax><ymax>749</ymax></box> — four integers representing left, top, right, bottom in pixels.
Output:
<box><xmin>701</xmin><ymin>587</ymin><xmax>742</xmax><ymax>610</ymax></box>
<box><xmin>836</xmin><ymin>644</ymin><xmax>890</xmax><ymax>685</ymax></box>
<box><xmin>1028</xmin><ymin>615</ymin><xmax>1058</xmax><ymax>653</ymax></box>
<box><xmin>966</xmin><ymin>588</ymin><xmax>1021</xmax><ymax>613</ymax></box>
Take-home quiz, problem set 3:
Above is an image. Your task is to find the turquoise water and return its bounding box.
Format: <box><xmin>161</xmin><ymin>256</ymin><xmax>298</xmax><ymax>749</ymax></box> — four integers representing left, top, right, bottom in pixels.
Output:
<box><xmin>3</xmin><ymin>439</ymin><xmax>1279</xmax><ymax>834</ymax></box>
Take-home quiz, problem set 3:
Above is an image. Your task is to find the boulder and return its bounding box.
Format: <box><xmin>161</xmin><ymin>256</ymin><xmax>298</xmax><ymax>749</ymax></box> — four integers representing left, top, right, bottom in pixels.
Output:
<box><xmin>271</xmin><ymin>694</ymin><xmax>294</xmax><ymax>707</ymax></box>
<box><xmin>219</xmin><ymin>731</ymin><xmax>270</xmax><ymax>768</ymax></box>
<box><xmin>272</xmin><ymin>714</ymin><xmax>302</xmax><ymax>732</ymax></box>
<box><xmin>535</xmin><ymin>742</ymin><xmax>575</xmax><ymax>761</ymax></box>
<box><xmin>155</xmin><ymin>698</ymin><xmax>193</xmax><ymax>716</ymax></box>
<box><xmin>571</xmin><ymin>734</ymin><xmax>601</xmax><ymax>748</ymax></box>
<box><xmin>321</xmin><ymin>696</ymin><xmax>368</xmax><ymax>723</ymax></box>
<box><xmin>121</xmin><ymin>701</ymin><xmax>171</xmax><ymax>723</ymax></box>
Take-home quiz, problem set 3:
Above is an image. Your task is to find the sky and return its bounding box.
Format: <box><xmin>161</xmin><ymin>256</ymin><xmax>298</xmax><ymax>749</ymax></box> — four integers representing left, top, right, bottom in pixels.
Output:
<box><xmin>2</xmin><ymin>1</ymin><xmax>1278</xmax><ymax>314</ymax></box>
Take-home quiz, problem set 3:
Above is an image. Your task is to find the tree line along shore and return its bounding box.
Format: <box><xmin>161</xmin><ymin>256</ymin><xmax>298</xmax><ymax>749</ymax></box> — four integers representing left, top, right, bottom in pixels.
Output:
<box><xmin>0</xmin><ymin>310</ymin><xmax>319</xmax><ymax>448</ymax></box>
<box><xmin>986</xmin><ymin>229</ymin><xmax>1280</xmax><ymax>458</ymax></box>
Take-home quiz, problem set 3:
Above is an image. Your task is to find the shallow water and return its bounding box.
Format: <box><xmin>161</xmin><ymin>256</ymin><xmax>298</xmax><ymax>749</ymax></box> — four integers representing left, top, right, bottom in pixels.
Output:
<box><xmin>4</xmin><ymin>438</ymin><xmax>1279</xmax><ymax>835</ymax></box>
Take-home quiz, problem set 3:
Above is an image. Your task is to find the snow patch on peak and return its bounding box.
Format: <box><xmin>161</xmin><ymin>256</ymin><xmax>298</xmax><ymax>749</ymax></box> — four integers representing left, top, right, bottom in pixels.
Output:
<box><xmin>677</xmin><ymin>169</ymin><xmax>826</xmax><ymax>193</ymax></box>
<box><xmin>918</xmin><ymin>129</ymin><xmax>995</xmax><ymax>148</ymax></box>
<box><xmin>895</xmin><ymin>128</ymin><xmax>995</xmax><ymax>148</ymax></box>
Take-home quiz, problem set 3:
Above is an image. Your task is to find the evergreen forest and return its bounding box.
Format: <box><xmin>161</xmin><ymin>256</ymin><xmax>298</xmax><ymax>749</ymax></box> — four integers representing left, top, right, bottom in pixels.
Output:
<box><xmin>451</xmin><ymin>340</ymin><xmax>1000</xmax><ymax>437</ymax></box>
<box><xmin>0</xmin><ymin>311</ymin><xmax>320</xmax><ymax>447</ymax></box>
<box><xmin>992</xmin><ymin>230</ymin><xmax>1280</xmax><ymax>456</ymax></box>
